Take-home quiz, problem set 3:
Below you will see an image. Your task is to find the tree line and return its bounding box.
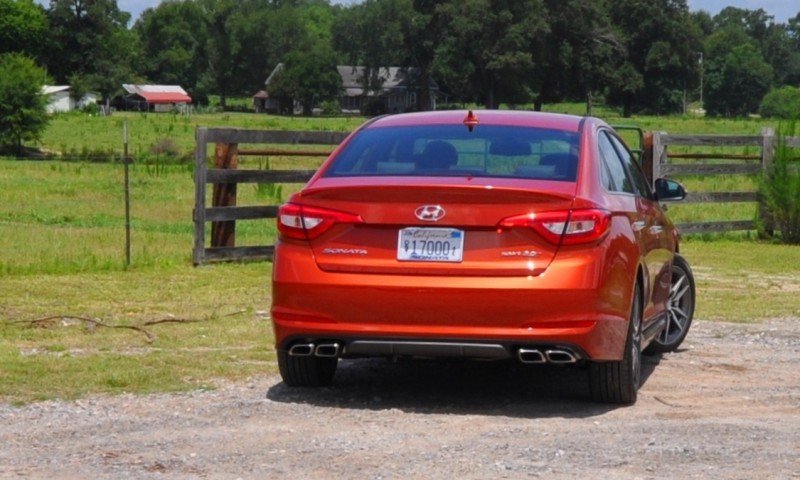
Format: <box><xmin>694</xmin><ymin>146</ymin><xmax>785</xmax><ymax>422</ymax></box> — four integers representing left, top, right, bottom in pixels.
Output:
<box><xmin>2</xmin><ymin>0</ymin><xmax>800</xmax><ymax>117</ymax></box>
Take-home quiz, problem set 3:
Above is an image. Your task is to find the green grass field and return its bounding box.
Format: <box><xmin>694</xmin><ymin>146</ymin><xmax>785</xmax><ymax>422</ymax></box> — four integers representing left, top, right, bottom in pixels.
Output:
<box><xmin>1</xmin><ymin>108</ymin><xmax>798</xmax><ymax>403</ymax></box>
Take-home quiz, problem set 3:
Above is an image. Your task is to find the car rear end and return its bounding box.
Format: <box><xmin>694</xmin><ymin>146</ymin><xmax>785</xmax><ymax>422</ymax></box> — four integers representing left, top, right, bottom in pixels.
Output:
<box><xmin>272</xmin><ymin>111</ymin><xmax>632</xmax><ymax>371</ymax></box>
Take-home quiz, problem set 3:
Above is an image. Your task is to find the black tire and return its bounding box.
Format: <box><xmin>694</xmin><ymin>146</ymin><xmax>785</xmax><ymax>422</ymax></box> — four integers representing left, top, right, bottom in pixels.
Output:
<box><xmin>277</xmin><ymin>350</ymin><xmax>338</xmax><ymax>387</ymax></box>
<box><xmin>589</xmin><ymin>284</ymin><xmax>642</xmax><ymax>405</ymax></box>
<box><xmin>645</xmin><ymin>254</ymin><xmax>695</xmax><ymax>354</ymax></box>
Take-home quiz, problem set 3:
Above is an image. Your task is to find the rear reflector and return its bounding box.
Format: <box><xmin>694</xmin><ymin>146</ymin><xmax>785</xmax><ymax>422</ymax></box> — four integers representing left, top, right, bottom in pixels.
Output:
<box><xmin>277</xmin><ymin>203</ymin><xmax>364</xmax><ymax>240</ymax></box>
<box><xmin>498</xmin><ymin>209</ymin><xmax>611</xmax><ymax>245</ymax></box>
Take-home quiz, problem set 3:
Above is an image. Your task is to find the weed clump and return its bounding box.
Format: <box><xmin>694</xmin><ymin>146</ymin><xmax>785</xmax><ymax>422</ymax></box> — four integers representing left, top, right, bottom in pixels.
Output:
<box><xmin>759</xmin><ymin>122</ymin><xmax>800</xmax><ymax>243</ymax></box>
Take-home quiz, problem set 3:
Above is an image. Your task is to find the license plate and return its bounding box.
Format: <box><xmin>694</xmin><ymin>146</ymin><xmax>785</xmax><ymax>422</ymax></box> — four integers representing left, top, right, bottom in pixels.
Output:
<box><xmin>397</xmin><ymin>228</ymin><xmax>464</xmax><ymax>262</ymax></box>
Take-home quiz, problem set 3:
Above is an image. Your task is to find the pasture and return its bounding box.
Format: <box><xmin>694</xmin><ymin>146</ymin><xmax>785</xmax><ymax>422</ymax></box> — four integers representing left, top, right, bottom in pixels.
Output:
<box><xmin>1</xmin><ymin>109</ymin><xmax>798</xmax><ymax>403</ymax></box>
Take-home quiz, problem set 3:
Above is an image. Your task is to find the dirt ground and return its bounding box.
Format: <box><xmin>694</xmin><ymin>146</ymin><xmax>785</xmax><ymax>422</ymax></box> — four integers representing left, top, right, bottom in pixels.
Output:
<box><xmin>1</xmin><ymin>318</ymin><xmax>798</xmax><ymax>479</ymax></box>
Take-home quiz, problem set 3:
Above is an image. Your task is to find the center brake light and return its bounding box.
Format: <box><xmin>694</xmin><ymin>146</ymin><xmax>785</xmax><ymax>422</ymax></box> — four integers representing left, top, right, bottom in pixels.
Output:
<box><xmin>498</xmin><ymin>209</ymin><xmax>611</xmax><ymax>246</ymax></box>
<box><xmin>277</xmin><ymin>203</ymin><xmax>364</xmax><ymax>240</ymax></box>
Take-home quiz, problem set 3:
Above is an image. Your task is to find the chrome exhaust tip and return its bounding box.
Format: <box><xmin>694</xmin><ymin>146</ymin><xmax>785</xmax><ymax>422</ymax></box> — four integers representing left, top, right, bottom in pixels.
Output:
<box><xmin>518</xmin><ymin>348</ymin><xmax>546</xmax><ymax>364</ymax></box>
<box><xmin>288</xmin><ymin>343</ymin><xmax>315</xmax><ymax>357</ymax></box>
<box><xmin>314</xmin><ymin>343</ymin><xmax>341</xmax><ymax>358</ymax></box>
<box><xmin>545</xmin><ymin>349</ymin><xmax>578</xmax><ymax>364</ymax></box>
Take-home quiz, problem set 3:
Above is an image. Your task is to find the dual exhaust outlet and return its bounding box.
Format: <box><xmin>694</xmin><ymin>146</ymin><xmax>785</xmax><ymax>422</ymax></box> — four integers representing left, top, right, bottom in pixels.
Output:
<box><xmin>288</xmin><ymin>342</ymin><xmax>341</xmax><ymax>358</ymax></box>
<box><xmin>288</xmin><ymin>341</ymin><xmax>577</xmax><ymax>364</ymax></box>
<box><xmin>518</xmin><ymin>348</ymin><xmax>578</xmax><ymax>364</ymax></box>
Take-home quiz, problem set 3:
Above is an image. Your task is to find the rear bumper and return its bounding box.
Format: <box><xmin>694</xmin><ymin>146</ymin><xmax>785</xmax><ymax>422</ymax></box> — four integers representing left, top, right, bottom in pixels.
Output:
<box><xmin>271</xmin><ymin>240</ymin><xmax>633</xmax><ymax>361</ymax></box>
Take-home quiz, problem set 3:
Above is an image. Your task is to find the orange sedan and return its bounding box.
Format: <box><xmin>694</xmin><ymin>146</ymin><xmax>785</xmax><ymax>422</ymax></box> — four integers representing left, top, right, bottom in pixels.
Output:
<box><xmin>271</xmin><ymin>110</ymin><xmax>695</xmax><ymax>404</ymax></box>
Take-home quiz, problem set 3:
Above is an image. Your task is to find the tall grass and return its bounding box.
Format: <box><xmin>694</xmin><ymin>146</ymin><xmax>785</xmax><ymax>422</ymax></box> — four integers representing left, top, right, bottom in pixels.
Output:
<box><xmin>758</xmin><ymin>122</ymin><xmax>800</xmax><ymax>242</ymax></box>
<box><xmin>0</xmin><ymin>159</ymin><xmax>278</xmax><ymax>275</ymax></box>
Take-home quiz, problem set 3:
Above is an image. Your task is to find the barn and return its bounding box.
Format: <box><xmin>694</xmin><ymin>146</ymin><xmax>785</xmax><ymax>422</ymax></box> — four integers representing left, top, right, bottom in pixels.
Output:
<box><xmin>118</xmin><ymin>84</ymin><xmax>192</xmax><ymax>112</ymax></box>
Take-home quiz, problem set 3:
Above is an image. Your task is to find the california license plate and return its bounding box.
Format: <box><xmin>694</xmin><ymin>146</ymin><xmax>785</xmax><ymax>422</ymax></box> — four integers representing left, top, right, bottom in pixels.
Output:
<box><xmin>397</xmin><ymin>228</ymin><xmax>464</xmax><ymax>262</ymax></box>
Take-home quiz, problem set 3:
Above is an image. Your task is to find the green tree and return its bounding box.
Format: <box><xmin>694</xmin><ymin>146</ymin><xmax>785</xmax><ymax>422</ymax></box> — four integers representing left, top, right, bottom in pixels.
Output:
<box><xmin>332</xmin><ymin>0</ymin><xmax>413</xmax><ymax>94</ymax></box>
<box><xmin>133</xmin><ymin>0</ymin><xmax>209</xmax><ymax>97</ymax></box>
<box><xmin>433</xmin><ymin>0</ymin><xmax>549</xmax><ymax>108</ymax></box>
<box><xmin>0</xmin><ymin>0</ymin><xmax>49</xmax><ymax>57</ymax></box>
<box><xmin>607</xmin><ymin>0</ymin><xmax>702</xmax><ymax>115</ymax></box>
<box><xmin>196</xmin><ymin>0</ymin><xmax>239</xmax><ymax>109</ymax></box>
<box><xmin>228</xmin><ymin>0</ymin><xmax>315</xmax><ymax>100</ymax></box>
<box><xmin>268</xmin><ymin>43</ymin><xmax>342</xmax><ymax>116</ymax></box>
<box><xmin>760</xmin><ymin>86</ymin><xmax>800</xmax><ymax>119</ymax></box>
<box><xmin>538</xmin><ymin>0</ymin><xmax>623</xmax><ymax>114</ymax></box>
<box><xmin>704</xmin><ymin>42</ymin><xmax>773</xmax><ymax>116</ymax></box>
<box><xmin>761</xmin><ymin>23</ymin><xmax>800</xmax><ymax>87</ymax></box>
<box><xmin>713</xmin><ymin>7</ymin><xmax>800</xmax><ymax>88</ymax></box>
<box><xmin>44</xmin><ymin>0</ymin><xmax>139</xmax><ymax>102</ymax></box>
<box><xmin>0</xmin><ymin>53</ymin><xmax>49</xmax><ymax>155</ymax></box>
<box><xmin>332</xmin><ymin>0</ymin><xmax>443</xmax><ymax>111</ymax></box>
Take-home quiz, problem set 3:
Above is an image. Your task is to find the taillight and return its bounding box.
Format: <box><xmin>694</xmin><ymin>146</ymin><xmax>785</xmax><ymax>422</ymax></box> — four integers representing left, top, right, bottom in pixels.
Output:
<box><xmin>277</xmin><ymin>203</ymin><xmax>364</xmax><ymax>241</ymax></box>
<box><xmin>498</xmin><ymin>209</ymin><xmax>611</xmax><ymax>245</ymax></box>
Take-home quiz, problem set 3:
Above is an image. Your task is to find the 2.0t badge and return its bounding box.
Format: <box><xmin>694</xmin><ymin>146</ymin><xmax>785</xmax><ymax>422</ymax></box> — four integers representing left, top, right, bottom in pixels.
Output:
<box><xmin>415</xmin><ymin>205</ymin><xmax>446</xmax><ymax>222</ymax></box>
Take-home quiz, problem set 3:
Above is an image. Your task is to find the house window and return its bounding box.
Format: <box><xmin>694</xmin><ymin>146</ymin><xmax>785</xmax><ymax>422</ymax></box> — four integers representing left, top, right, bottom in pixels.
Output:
<box><xmin>410</xmin><ymin>92</ymin><xmax>417</xmax><ymax>105</ymax></box>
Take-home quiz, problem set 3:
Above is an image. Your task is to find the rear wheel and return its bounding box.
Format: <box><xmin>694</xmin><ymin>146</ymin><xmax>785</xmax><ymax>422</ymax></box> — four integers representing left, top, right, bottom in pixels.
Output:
<box><xmin>645</xmin><ymin>255</ymin><xmax>695</xmax><ymax>354</ymax></box>
<box><xmin>278</xmin><ymin>350</ymin><xmax>337</xmax><ymax>387</ymax></box>
<box><xmin>589</xmin><ymin>284</ymin><xmax>642</xmax><ymax>404</ymax></box>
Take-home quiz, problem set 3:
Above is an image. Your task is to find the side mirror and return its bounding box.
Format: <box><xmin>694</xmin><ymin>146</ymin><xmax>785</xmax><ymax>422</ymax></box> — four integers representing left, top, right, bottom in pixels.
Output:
<box><xmin>654</xmin><ymin>178</ymin><xmax>686</xmax><ymax>202</ymax></box>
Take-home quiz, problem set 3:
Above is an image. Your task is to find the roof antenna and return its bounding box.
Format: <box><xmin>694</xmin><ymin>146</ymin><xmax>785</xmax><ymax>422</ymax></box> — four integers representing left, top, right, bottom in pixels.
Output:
<box><xmin>463</xmin><ymin>110</ymin><xmax>478</xmax><ymax>132</ymax></box>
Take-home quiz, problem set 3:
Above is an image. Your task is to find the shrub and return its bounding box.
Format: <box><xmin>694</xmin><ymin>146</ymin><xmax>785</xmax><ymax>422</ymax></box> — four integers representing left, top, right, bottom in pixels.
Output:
<box><xmin>758</xmin><ymin>123</ymin><xmax>800</xmax><ymax>243</ymax></box>
<box><xmin>0</xmin><ymin>53</ymin><xmax>49</xmax><ymax>154</ymax></box>
<box><xmin>759</xmin><ymin>86</ymin><xmax>800</xmax><ymax>119</ymax></box>
<box><xmin>321</xmin><ymin>99</ymin><xmax>341</xmax><ymax>116</ymax></box>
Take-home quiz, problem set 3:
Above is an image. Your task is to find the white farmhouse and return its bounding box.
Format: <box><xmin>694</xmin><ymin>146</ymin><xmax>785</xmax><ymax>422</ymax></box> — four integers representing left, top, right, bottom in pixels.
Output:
<box><xmin>42</xmin><ymin>86</ymin><xmax>99</xmax><ymax>113</ymax></box>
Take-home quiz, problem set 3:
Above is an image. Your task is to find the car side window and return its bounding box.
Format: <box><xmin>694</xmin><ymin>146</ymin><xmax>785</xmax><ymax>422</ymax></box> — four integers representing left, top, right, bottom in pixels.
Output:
<box><xmin>608</xmin><ymin>133</ymin><xmax>653</xmax><ymax>200</ymax></box>
<box><xmin>598</xmin><ymin>132</ymin><xmax>634</xmax><ymax>194</ymax></box>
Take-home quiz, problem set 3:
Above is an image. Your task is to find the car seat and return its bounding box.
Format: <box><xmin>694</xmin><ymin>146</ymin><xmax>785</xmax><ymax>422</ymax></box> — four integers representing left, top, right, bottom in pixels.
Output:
<box><xmin>415</xmin><ymin>141</ymin><xmax>458</xmax><ymax>171</ymax></box>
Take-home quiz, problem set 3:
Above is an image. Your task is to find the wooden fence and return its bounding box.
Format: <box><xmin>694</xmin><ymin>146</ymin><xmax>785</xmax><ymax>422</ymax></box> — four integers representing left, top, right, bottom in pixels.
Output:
<box><xmin>193</xmin><ymin>126</ymin><xmax>800</xmax><ymax>265</ymax></box>
<box><xmin>648</xmin><ymin>128</ymin><xmax>770</xmax><ymax>234</ymax></box>
<box><xmin>649</xmin><ymin>128</ymin><xmax>800</xmax><ymax>234</ymax></box>
<box><xmin>193</xmin><ymin>128</ymin><xmax>348</xmax><ymax>265</ymax></box>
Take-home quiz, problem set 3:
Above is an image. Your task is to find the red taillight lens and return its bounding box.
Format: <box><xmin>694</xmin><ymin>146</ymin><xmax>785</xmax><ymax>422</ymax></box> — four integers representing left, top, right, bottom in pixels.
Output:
<box><xmin>277</xmin><ymin>203</ymin><xmax>364</xmax><ymax>240</ymax></box>
<box><xmin>498</xmin><ymin>209</ymin><xmax>611</xmax><ymax>245</ymax></box>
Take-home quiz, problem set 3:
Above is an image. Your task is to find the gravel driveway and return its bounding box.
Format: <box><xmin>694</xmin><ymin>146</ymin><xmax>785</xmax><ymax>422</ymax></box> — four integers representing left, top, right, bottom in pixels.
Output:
<box><xmin>1</xmin><ymin>319</ymin><xmax>798</xmax><ymax>479</ymax></box>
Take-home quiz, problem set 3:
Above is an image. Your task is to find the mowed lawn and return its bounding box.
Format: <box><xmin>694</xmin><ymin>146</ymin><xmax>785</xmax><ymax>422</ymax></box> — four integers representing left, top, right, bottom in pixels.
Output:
<box><xmin>1</xmin><ymin>110</ymin><xmax>798</xmax><ymax>403</ymax></box>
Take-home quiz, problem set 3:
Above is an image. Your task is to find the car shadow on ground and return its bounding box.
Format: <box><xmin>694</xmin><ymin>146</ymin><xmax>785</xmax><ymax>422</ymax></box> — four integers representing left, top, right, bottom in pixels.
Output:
<box><xmin>266</xmin><ymin>355</ymin><xmax>662</xmax><ymax>419</ymax></box>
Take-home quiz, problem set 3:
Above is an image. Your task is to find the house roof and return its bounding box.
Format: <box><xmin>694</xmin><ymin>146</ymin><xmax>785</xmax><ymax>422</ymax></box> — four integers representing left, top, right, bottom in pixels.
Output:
<box><xmin>43</xmin><ymin>85</ymin><xmax>71</xmax><ymax>95</ymax></box>
<box><xmin>337</xmin><ymin>66</ymin><xmax>406</xmax><ymax>96</ymax></box>
<box><xmin>253</xmin><ymin>90</ymin><xmax>269</xmax><ymax>99</ymax></box>
<box><xmin>263</xmin><ymin>64</ymin><xmax>437</xmax><ymax>98</ymax></box>
<box><xmin>135</xmin><ymin>91</ymin><xmax>192</xmax><ymax>103</ymax></box>
<box><xmin>123</xmin><ymin>84</ymin><xmax>192</xmax><ymax>103</ymax></box>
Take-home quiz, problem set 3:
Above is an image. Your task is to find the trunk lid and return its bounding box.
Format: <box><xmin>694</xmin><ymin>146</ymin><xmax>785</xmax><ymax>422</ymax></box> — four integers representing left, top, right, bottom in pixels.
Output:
<box><xmin>296</xmin><ymin>177</ymin><xmax>576</xmax><ymax>276</ymax></box>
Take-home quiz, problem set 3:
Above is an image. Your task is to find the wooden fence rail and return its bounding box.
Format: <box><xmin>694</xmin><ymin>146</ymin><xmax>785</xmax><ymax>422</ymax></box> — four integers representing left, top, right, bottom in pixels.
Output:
<box><xmin>193</xmin><ymin>126</ymin><xmax>800</xmax><ymax>265</ymax></box>
<box><xmin>193</xmin><ymin>128</ymin><xmax>348</xmax><ymax>265</ymax></box>
<box><xmin>651</xmin><ymin>128</ymin><xmax>782</xmax><ymax>234</ymax></box>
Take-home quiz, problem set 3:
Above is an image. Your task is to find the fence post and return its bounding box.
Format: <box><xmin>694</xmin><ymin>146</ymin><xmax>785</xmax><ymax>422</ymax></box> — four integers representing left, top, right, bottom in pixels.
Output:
<box><xmin>642</xmin><ymin>131</ymin><xmax>654</xmax><ymax>185</ymax></box>
<box><xmin>759</xmin><ymin>127</ymin><xmax>776</xmax><ymax>237</ymax></box>
<box><xmin>211</xmin><ymin>143</ymin><xmax>239</xmax><ymax>248</ymax></box>
<box><xmin>651</xmin><ymin>131</ymin><xmax>666</xmax><ymax>185</ymax></box>
<box><xmin>193</xmin><ymin>128</ymin><xmax>208</xmax><ymax>266</ymax></box>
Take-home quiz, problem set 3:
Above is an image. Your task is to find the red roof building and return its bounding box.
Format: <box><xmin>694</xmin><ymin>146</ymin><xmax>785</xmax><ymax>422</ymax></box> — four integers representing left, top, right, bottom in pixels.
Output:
<box><xmin>120</xmin><ymin>84</ymin><xmax>192</xmax><ymax>111</ymax></box>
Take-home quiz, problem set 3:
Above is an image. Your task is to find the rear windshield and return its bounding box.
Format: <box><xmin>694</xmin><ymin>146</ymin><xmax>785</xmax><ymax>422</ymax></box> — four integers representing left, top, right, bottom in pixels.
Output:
<box><xmin>324</xmin><ymin>125</ymin><xmax>580</xmax><ymax>181</ymax></box>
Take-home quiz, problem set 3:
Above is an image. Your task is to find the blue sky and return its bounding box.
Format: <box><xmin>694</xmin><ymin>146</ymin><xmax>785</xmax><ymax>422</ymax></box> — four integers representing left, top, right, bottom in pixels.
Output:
<box><xmin>686</xmin><ymin>0</ymin><xmax>797</xmax><ymax>23</ymax></box>
<box><xmin>36</xmin><ymin>0</ymin><xmax>797</xmax><ymax>25</ymax></box>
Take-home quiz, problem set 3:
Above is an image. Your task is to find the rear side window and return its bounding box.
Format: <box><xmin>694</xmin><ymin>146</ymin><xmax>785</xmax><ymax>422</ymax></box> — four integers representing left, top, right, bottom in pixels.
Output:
<box><xmin>608</xmin><ymin>134</ymin><xmax>653</xmax><ymax>199</ymax></box>
<box><xmin>598</xmin><ymin>132</ymin><xmax>635</xmax><ymax>194</ymax></box>
<box><xmin>325</xmin><ymin>125</ymin><xmax>580</xmax><ymax>181</ymax></box>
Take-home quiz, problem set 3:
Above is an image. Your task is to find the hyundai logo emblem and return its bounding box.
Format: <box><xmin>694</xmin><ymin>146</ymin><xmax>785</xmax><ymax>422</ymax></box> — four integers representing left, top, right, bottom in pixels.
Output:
<box><xmin>415</xmin><ymin>205</ymin><xmax>446</xmax><ymax>222</ymax></box>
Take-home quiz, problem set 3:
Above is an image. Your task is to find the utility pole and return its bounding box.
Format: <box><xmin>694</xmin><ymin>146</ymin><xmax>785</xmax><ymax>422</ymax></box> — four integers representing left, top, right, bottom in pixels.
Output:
<box><xmin>698</xmin><ymin>52</ymin><xmax>704</xmax><ymax>109</ymax></box>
